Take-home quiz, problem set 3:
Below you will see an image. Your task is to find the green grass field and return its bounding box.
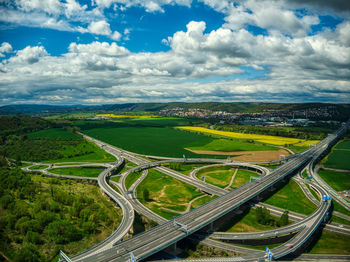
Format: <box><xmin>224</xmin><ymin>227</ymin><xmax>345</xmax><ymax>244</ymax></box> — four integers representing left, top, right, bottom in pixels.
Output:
<box><xmin>324</xmin><ymin>139</ymin><xmax>350</xmax><ymax>170</ymax></box>
<box><xmin>49</xmin><ymin>141</ymin><xmax>116</xmax><ymax>163</ymax></box>
<box><xmin>188</xmin><ymin>138</ymin><xmax>277</xmax><ymax>152</ymax></box>
<box><xmin>137</xmin><ymin>169</ymin><xmax>203</xmax><ymax>218</ymax></box>
<box><xmin>49</xmin><ymin>167</ymin><xmax>104</xmax><ymax>177</ymax></box>
<box><xmin>125</xmin><ymin>171</ymin><xmax>143</xmax><ymax>190</ymax></box>
<box><xmin>330</xmin><ymin>215</ymin><xmax>350</xmax><ymax>226</ymax></box>
<box><xmin>333</xmin><ymin>200</ymin><xmax>350</xmax><ymax>217</ymax></box>
<box><xmin>196</xmin><ymin>166</ymin><xmax>236</xmax><ymax>188</ymax></box>
<box><xmin>28</xmin><ymin>164</ymin><xmax>50</xmax><ymax>170</ymax></box>
<box><xmin>78</xmin><ymin>119</ymin><xmax>280</xmax><ymax>158</ymax></box>
<box><xmin>231</xmin><ymin>169</ymin><xmax>259</xmax><ymax>189</ymax></box>
<box><xmin>318</xmin><ymin>169</ymin><xmax>350</xmax><ymax>191</ymax></box>
<box><xmin>308</xmin><ymin>230</ymin><xmax>350</xmax><ymax>254</ymax></box>
<box><xmin>264</xmin><ymin>179</ymin><xmax>317</xmax><ymax>215</ymax></box>
<box><xmin>190</xmin><ymin>195</ymin><xmax>217</xmax><ymax>209</ymax></box>
<box><xmin>163</xmin><ymin>163</ymin><xmax>209</xmax><ymax>176</ymax></box>
<box><xmin>219</xmin><ymin>209</ymin><xmax>279</xmax><ymax>232</ymax></box>
<box><xmin>28</xmin><ymin>128</ymin><xmax>82</xmax><ymax>140</ymax></box>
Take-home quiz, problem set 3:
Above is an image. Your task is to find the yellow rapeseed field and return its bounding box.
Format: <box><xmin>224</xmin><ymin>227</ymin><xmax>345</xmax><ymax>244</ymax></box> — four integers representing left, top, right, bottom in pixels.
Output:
<box><xmin>96</xmin><ymin>114</ymin><xmax>157</xmax><ymax>119</ymax></box>
<box><xmin>177</xmin><ymin>126</ymin><xmax>319</xmax><ymax>147</ymax></box>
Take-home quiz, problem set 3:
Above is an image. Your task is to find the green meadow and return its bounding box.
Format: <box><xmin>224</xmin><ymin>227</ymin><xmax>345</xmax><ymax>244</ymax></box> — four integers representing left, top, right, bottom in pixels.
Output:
<box><xmin>78</xmin><ymin>118</ymin><xmax>279</xmax><ymax>158</ymax></box>
<box><xmin>324</xmin><ymin>139</ymin><xmax>350</xmax><ymax>170</ymax></box>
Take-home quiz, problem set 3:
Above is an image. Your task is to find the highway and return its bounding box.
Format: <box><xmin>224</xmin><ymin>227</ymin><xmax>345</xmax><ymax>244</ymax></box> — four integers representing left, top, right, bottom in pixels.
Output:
<box><xmin>76</xmin><ymin>119</ymin><xmax>349</xmax><ymax>262</ymax></box>
<box><xmin>72</xmin><ymin>156</ymin><xmax>135</xmax><ymax>262</ymax></box>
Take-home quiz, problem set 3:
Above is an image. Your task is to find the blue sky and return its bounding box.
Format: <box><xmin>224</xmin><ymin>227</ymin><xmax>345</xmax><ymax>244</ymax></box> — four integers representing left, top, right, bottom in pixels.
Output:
<box><xmin>0</xmin><ymin>0</ymin><xmax>349</xmax><ymax>105</ymax></box>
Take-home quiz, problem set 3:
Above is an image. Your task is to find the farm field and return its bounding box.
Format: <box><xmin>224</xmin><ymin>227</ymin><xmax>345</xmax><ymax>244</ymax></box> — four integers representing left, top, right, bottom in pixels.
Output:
<box><xmin>318</xmin><ymin>169</ymin><xmax>350</xmax><ymax>192</ymax></box>
<box><xmin>137</xmin><ymin>169</ymin><xmax>204</xmax><ymax>219</ymax></box>
<box><xmin>264</xmin><ymin>179</ymin><xmax>317</xmax><ymax>215</ymax></box>
<box><xmin>323</xmin><ymin>139</ymin><xmax>350</xmax><ymax>170</ymax></box>
<box><xmin>177</xmin><ymin>126</ymin><xmax>319</xmax><ymax>147</ymax></box>
<box><xmin>78</xmin><ymin>119</ymin><xmax>284</xmax><ymax>159</ymax></box>
<box><xmin>96</xmin><ymin>114</ymin><xmax>158</xmax><ymax>119</ymax></box>
<box><xmin>81</xmin><ymin>125</ymin><xmax>219</xmax><ymax>158</ymax></box>
<box><xmin>50</xmin><ymin>166</ymin><xmax>105</xmax><ymax>177</ymax></box>
<box><xmin>28</xmin><ymin>128</ymin><xmax>82</xmax><ymax>140</ymax></box>
<box><xmin>187</xmin><ymin>139</ymin><xmax>277</xmax><ymax>152</ymax></box>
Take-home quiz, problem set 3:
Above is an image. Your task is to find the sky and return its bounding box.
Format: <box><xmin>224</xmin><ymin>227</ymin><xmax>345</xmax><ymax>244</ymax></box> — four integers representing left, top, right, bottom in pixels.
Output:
<box><xmin>0</xmin><ymin>0</ymin><xmax>349</xmax><ymax>105</ymax></box>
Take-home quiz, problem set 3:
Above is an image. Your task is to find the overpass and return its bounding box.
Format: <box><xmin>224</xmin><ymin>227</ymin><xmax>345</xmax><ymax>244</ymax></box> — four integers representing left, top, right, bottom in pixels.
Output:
<box><xmin>75</xmin><ymin>119</ymin><xmax>349</xmax><ymax>262</ymax></box>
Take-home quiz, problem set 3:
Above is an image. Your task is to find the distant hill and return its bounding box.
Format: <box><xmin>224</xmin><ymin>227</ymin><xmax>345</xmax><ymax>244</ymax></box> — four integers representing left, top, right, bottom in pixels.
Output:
<box><xmin>1</xmin><ymin>102</ymin><xmax>349</xmax><ymax>120</ymax></box>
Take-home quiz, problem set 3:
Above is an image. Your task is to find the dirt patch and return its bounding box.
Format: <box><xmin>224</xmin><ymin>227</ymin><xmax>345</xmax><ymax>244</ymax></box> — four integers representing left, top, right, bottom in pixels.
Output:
<box><xmin>185</xmin><ymin>148</ymin><xmax>290</xmax><ymax>162</ymax></box>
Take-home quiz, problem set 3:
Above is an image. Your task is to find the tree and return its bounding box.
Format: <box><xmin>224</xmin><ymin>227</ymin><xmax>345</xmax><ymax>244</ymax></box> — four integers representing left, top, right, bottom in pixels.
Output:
<box><xmin>143</xmin><ymin>189</ymin><xmax>150</xmax><ymax>202</ymax></box>
<box><xmin>278</xmin><ymin>211</ymin><xmax>289</xmax><ymax>227</ymax></box>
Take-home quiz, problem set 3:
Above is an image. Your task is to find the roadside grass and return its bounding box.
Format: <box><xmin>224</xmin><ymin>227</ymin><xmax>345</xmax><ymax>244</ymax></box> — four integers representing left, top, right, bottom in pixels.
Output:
<box><xmin>196</xmin><ymin>166</ymin><xmax>236</xmax><ymax>188</ymax></box>
<box><xmin>28</xmin><ymin>164</ymin><xmax>50</xmax><ymax>170</ymax></box>
<box><xmin>330</xmin><ymin>215</ymin><xmax>350</xmax><ymax>226</ymax></box>
<box><xmin>285</xmin><ymin>145</ymin><xmax>308</xmax><ymax>154</ymax></box>
<box><xmin>234</xmin><ymin>242</ymin><xmax>282</xmax><ymax>251</ymax></box>
<box><xmin>168</xmin><ymin>163</ymin><xmax>209</xmax><ymax>176</ymax></box>
<box><xmin>177</xmin><ymin>126</ymin><xmax>319</xmax><ymax>147</ymax></box>
<box><xmin>305</xmin><ymin>184</ymin><xmax>320</xmax><ymax>201</ymax></box>
<box><xmin>323</xmin><ymin>139</ymin><xmax>350</xmax><ymax>170</ymax></box>
<box><xmin>28</xmin><ymin>128</ymin><xmax>82</xmax><ymax>140</ymax></box>
<box><xmin>333</xmin><ymin>200</ymin><xmax>350</xmax><ymax>217</ymax></box>
<box><xmin>318</xmin><ymin>169</ymin><xmax>350</xmax><ymax>192</ymax></box>
<box><xmin>264</xmin><ymin>179</ymin><xmax>317</xmax><ymax>215</ymax></box>
<box><xmin>219</xmin><ymin>208</ymin><xmax>281</xmax><ymax>233</ymax></box>
<box><xmin>49</xmin><ymin>166</ymin><xmax>104</xmax><ymax>177</ymax></box>
<box><xmin>137</xmin><ymin>169</ymin><xmax>203</xmax><ymax>218</ymax></box>
<box><xmin>308</xmin><ymin>230</ymin><xmax>350</xmax><ymax>255</ymax></box>
<box><xmin>125</xmin><ymin>171</ymin><xmax>143</xmax><ymax>190</ymax></box>
<box><xmin>188</xmin><ymin>138</ymin><xmax>277</xmax><ymax>152</ymax></box>
<box><xmin>191</xmin><ymin>195</ymin><xmax>217</xmax><ymax>209</ymax></box>
<box><xmin>231</xmin><ymin>169</ymin><xmax>259</xmax><ymax>189</ymax></box>
<box><xmin>110</xmin><ymin>176</ymin><xmax>121</xmax><ymax>183</ymax></box>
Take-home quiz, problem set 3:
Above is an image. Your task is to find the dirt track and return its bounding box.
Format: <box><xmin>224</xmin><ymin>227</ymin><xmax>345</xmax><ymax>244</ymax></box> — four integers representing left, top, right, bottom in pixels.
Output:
<box><xmin>185</xmin><ymin>148</ymin><xmax>290</xmax><ymax>162</ymax></box>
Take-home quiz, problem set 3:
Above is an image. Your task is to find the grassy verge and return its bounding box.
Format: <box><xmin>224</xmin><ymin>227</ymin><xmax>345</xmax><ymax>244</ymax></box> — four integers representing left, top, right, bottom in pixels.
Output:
<box><xmin>196</xmin><ymin>166</ymin><xmax>236</xmax><ymax>188</ymax></box>
<box><xmin>264</xmin><ymin>179</ymin><xmax>317</xmax><ymax>215</ymax></box>
<box><xmin>333</xmin><ymin>200</ymin><xmax>350</xmax><ymax>217</ymax></box>
<box><xmin>28</xmin><ymin>164</ymin><xmax>50</xmax><ymax>170</ymax></box>
<box><xmin>110</xmin><ymin>176</ymin><xmax>121</xmax><ymax>183</ymax></box>
<box><xmin>137</xmin><ymin>169</ymin><xmax>203</xmax><ymax>218</ymax></box>
<box><xmin>330</xmin><ymin>215</ymin><xmax>350</xmax><ymax>226</ymax></box>
<box><xmin>306</xmin><ymin>184</ymin><xmax>320</xmax><ymax>201</ymax></box>
<box><xmin>49</xmin><ymin>167</ymin><xmax>104</xmax><ymax>177</ymax></box>
<box><xmin>164</xmin><ymin>163</ymin><xmax>208</xmax><ymax>176</ymax></box>
<box><xmin>231</xmin><ymin>169</ymin><xmax>259</xmax><ymax>189</ymax></box>
<box><xmin>191</xmin><ymin>195</ymin><xmax>217</xmax><ymax>209</ymax></box>
<box><xmin>218</xmin><ymin>209</ymin><xmax>282</xmax><ymax>233</ymax></box>
<box><xmin>318</xmin><ymin>169</ymin><xmax>350</xmax><ymax>192</ymax></box>
<box><xmin>308</xmin><ymin>230</ymin><xmax>350</xmax><ymax>254</ymax></box>
<box><xmin>125</xmin><ymin>171</ymin><xmax>143</xmax><ymax>190</ymax></box>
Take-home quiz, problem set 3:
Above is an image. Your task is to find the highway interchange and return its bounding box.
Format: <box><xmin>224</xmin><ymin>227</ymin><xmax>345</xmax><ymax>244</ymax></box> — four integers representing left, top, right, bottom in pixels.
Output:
<box><xmin>23</xmin><ymin>120</ymin><xmax>350</xmax><ymax>262</ymax></box>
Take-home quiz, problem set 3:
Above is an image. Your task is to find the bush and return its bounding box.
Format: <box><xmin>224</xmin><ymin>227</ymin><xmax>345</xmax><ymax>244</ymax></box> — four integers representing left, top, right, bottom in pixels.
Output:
<box><xmin>45</xmin><ymin>220</ymin><xmax>82</xmax><ymax>244</ymax></box>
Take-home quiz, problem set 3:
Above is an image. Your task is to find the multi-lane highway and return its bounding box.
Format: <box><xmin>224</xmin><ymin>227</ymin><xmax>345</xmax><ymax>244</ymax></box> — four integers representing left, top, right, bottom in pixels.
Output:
<box><xmin>75</xmin><ymin>119</ymin><xmax>349</xmax><ymax>262</ymax></box>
